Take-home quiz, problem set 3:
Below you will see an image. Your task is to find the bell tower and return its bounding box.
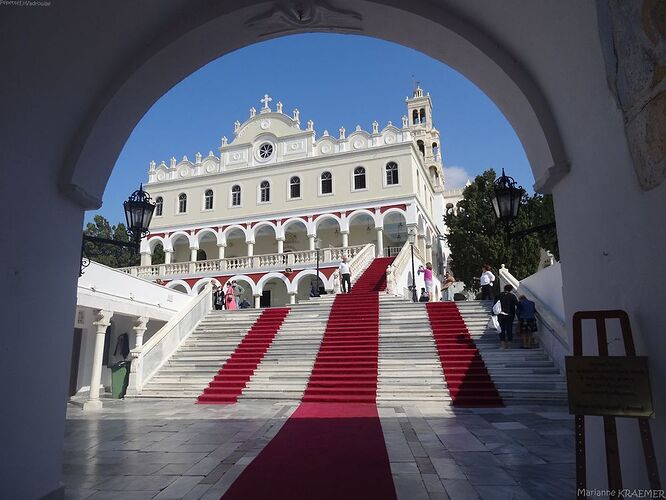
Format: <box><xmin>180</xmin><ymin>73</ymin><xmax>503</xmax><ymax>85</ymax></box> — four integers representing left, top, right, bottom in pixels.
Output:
<box><xmin>406</xmin><ymin>84</ymin><xmax>433</xmax><ymax>130</ymax></box>
<box><xmin>405</xmin><ymin>85</ymin><xmax>443</xmax><ymax>188</ymax></box>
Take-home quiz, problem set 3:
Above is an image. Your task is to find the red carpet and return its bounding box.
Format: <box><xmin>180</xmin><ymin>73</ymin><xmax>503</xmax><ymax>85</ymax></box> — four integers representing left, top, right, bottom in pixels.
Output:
<box><xmin>221</xmin><ymin>403</ymin><xmax>397</xmax><ymax>500</ymax></box>
<box><xmin>220</xmin><ymin>258</ymin><xmax>397</xmax><ymax>499</ymax></box>
<box><xmin>302</xmin><ymin>256</ymin><xmax>393</xmax><ymax>403</ymax></box>
<box><xmin>197</xmin><ymin>308</ymin><xmax>290</xmax><ymax>404</ymax></box>
<box><xmin>426</xmin><ymin>302</ymin><xmax>503</xmax><ymax>407</ymax></box>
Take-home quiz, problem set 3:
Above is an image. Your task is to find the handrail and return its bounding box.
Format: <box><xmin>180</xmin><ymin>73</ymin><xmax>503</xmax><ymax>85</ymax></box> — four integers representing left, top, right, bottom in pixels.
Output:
<box><xmin>349</xmin><ymin>244</ymin><xmax>376</xmax><ymax>284</ymax></box>
<box><xmin>126</xmin><ymin>283</ymin><xmax>213</xmax><ymax>395</ymax></box>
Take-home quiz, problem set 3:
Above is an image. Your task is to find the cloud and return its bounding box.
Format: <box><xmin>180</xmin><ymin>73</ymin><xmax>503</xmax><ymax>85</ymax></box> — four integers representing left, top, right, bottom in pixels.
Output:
<box><xmin>443</xmin><ymin>166</ymin><xmax>471</xmax><ymax>189</ymax></box>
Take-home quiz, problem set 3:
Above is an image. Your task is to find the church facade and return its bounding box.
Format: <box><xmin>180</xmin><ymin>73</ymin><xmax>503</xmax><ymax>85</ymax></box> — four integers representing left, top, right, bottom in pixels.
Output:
<box><xmin>123</xmin><ymin>87</ymin><xmax>463</xmax><ymax>306</ymax></box>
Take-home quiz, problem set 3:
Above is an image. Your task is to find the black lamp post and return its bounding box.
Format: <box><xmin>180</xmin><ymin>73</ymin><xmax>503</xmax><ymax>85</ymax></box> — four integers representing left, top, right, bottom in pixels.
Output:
<box><xmin>489</xmin><ymin>169</ymin><xmax>556</xmax><ymax>240</ymax></box>
<box><xmin>81</xmin><ymin>185</ymin><xmax>156</xmax><ymax>275</ymax></box>
<box><xmin>408</xmin><ymin>227</ymin><xmax>417</xmax><ymax>302</ymax></box>
<box><xmin>314</xmin><ymin>237</ymin><xmax>321</xmax><ymax>296</ymax></box>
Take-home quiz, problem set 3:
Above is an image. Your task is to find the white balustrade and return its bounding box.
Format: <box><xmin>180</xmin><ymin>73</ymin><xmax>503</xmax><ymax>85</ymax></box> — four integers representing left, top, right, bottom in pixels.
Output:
<box><xmin>349</xmin><ymin>244</ymin><xmax>376</xmax><ymax>282</ymax></box>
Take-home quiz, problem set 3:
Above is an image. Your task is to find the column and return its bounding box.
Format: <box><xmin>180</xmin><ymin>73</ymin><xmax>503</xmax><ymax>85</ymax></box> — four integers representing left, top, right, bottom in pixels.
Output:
<box><xmin>247</xmin><ymin>241</ymin><xmax>254</xmax><ymax>257</ymax></box>
<box><xmin>83</xmin><ymin>309</ymin><xmax>113</xmax><ymax>411</ymax></box>
<box><xmin>375</xmin><ymin>227</ymin><xmax>384</xmax><ymax>257</ymax></box>
<box><xmin>190</xmin><ymin>246</ymin><xmax>198</xmax><ymax>262</ymax></box>
<box><xmin>308</xmin><ymin>235</ymin><xmax>315</xmax><ymax>251</ymax></box>
<box><xmin>341</xmin><ymin>231</ymin><xmax>349</xmax><ymax>248</ymax></box>
<box><xmin>253</xmin><ymin>294</ymin><xmax>261</xmax><ymax>309</ymax></box>
<box><xmin>140</xmin><ymin>251</ymin><xmax>151</xmax><ymax>266</ymax></box>
<box><xmin>417</xmin><ymin>234</ymin><xmax>426</xmax><ymax>259</ymax></box>
<box><xmin>132</xmin><ymin>316</ymin><xmax>148</xmax><ymax>349</ymax></box>
<box><xmin>277</xmin><ymin>237</ymin><xmax>284</xmax><ymax>254</ymax></box>
<box><xmin>426</xmin><ymin>243</ymin><xmax>433</xmax><ymax>265</ymax></box>
<box><xmin>164</xmin><ymin>250</ymin><xmax>173</xmax><ymax>264</ymax></box>
<box><xmin>289</xmin><ymin>292</ymin><xmax>296</xmax><ymax>305</ymax></box>
<box><xmin>217</xmin><ymin>243</ymin><xmax>226</xmax><ymax>260</ymax></box>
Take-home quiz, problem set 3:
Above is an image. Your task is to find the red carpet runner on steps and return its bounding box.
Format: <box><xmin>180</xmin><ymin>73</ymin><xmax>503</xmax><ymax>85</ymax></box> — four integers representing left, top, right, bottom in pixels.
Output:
<box><xmin>426</xmin><ymin>302</ymin><xmax>503</xmax><ymax>407</ymax></box>
<box><xmin>221</xmin><ymin>257</ymin><xmax>397</xmax><ymax>500</ymax></box>
<box><xmin>197</xmin><ymin>308</ymin><xmax>290</xmax><ymax>404</ymax></box>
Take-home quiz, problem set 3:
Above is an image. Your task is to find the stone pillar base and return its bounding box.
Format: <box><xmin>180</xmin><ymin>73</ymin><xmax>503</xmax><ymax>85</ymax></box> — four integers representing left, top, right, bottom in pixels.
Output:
<box><xmin>82</xmin><ymin>399</ymin><xmax>103</xmax><ymax>411</ymax></box>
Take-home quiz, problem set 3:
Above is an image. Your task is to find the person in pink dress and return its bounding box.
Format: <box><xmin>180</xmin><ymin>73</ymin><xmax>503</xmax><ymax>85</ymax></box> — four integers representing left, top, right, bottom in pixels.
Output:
<box><xmin>418</xmin><ymin>262</ymin><xmax>434</xmax><ymax>302</ymax></box>
<box><xmin>225</xmin><ymin>283</ymin><xmax>238</xmax><ymax>310</ymax></box>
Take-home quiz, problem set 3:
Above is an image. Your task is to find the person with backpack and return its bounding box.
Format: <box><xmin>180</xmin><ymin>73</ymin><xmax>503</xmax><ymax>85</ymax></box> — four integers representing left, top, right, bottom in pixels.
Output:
<box><xmin>517</xmin><ymin>295</ymin><xmax>538</xmax><ymax>349</ymax></box>
<box><xmin>494</xmin><ymin>284</ymin><xmax>518</xmax><ymax>349</ymax></box>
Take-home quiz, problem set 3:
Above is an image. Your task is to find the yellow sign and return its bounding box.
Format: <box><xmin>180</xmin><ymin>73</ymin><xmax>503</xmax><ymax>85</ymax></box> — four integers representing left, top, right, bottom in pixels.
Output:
<box><xmin>566</xmin><ymin>356</ymin><xmax>654</xmax><ymax>417</ymax></box>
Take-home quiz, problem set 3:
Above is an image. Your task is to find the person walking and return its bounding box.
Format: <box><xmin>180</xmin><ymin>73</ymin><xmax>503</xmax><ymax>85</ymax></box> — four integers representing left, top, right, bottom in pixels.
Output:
<box><xmin>339</xmin><ymin>256</ymin><xmax>351</xmax><ymax>293</ymax></box>
<box><xmin>232</xmin><ymin>280</ymin><xmax>244</xmax><ymax>308</ymax></box>
<box><xmin>480</xmin><ymin>264</ymin><xmax>495</xmax><ymax>300</ymax></box>
<box><xmin>417</xmin><ymin>262</ymin><xmax>434</xmax><ymax>302</ymax></box>
<box><xmin>225</xmin><ymin>283</ymin><xmax>237</xmax><ymax>310</ymax></box>
<box><xmin>213</xmin><ymin>285</ymin><xmax>224</xmax><ymax>310</ymax></box>
<box><xmin>517</xmin><ymin>295</ymin><xmax>537</xmax><ymax>349</ymax></box>
<box><xmin>495</xmin><ymin>284</ymin><xmax>518</xmax><ymax>349</ymax></box>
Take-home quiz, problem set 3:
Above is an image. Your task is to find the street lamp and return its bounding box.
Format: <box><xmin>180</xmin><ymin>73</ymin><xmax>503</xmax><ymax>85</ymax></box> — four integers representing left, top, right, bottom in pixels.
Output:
<box><xmin>80</xmin><ymin>185</ymin><xmax>156</xmax><ymax>275</ymax></box>
<box><xmin>314</xmin><ymin>237</ymin><xmax>322</xmax><ymax>296</ymax></box>
<box><xmin>408</xmin><ymin>227</ymin><xmax>417</xmax><ymax>302</ymax></box>
<box><xmin>489</xmin><ymin>169</ymin><xmax>555</xmax><ymax>240</ymax></box>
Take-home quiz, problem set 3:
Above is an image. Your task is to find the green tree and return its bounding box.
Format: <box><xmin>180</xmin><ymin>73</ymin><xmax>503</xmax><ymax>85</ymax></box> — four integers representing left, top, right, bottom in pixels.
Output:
<box><xmin>444</xmin><ymin>169</ymin><xmax>558</xmax><ymax>292</ymax></box>
<box><xmin>83</xmin><ymin>215</ymin><xmax>140</xmax><ymax>268</ymax></box>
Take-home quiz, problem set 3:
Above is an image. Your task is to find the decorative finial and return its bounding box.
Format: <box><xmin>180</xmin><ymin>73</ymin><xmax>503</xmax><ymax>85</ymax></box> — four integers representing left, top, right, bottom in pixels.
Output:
<box><xmin>233</xmin><ymin>121</ymin><xmax>240</xmax><ymax>132</ymax></box>
<box><xmin>149</xmin><ymin>160</ymin><xmax>156</xmax><ymax>171</ymax></box>
<box><xmin>250</xmin><ymin>107</ymin><xmax>256</xmax><ymax>118</ymax></box>
<box><xmin>339</xmin><ymin>126</ymin><xmax>346</xmax><ymax>139</ymax></box>
<box><xmin>182</xmin><ymin>155</ymin><xmax>188</xmax><ymax>162</ymax></box>
<box><xmin>170</xmin><ymin>157</ymin><xmax>176</xmax><ymax>168</ymax></box>
<box><xmin>208</xmin><ymin>150</ymin><xmax>214</xmax><ymax>157</ymax></box>
<box><xmin>372</xmin><ymin>121</ymin><xmax>379</xmax><ymax>134</ymax></box>
<box><xmin>292</xmin><ymin>108</ymin><xmax>300</xmax><ymax>124</ymax></box>
<box><xmin>323</xmin><ymin>129</ymin><xmax>329</xmax><ymax>137</ymax></box>
<box><xmin>387</xmin><ymin>120</ymin><xmax>393</xmax><ymax>127</ymax></box>
<box><xmin>276</xmin><ymin>100</ymin><xmax>283</xmax><ymax>113</ymax></box>
<box><xmin>307</xmin><ymin>119</ymin><xmax>314</xmax><ymax>131</ymax></box>
<box><xmin>159</xmin><ymin>160</ymin><xmax>166</xmax><ymax>168</ymax></box>
<box><xmin>260</xmin><ymin>93</ymin><xmax>273</xmax><ymax>111</ymax></box>
<box><xmin>222</xmin><ymin>136</ymin><xmax>228</xmax><ymax>146</ymax></box>
<box><xmin>402</xmin><ymin>115</ymin><xmax>408</xmax><ymax>128</ymax></box>
<box><xmin>355</xmin><ymin>125</ymin><xmax>361</xmax><ymax>132</ymax></box>
<box><xmin>195</xmin><ymin>152</ymin><xmax>202</xmax><ymax>164</ymax></box>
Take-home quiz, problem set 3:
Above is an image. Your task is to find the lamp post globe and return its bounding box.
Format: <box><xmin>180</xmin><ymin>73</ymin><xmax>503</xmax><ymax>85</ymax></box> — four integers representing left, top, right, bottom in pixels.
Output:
<box><xmin>123</xmin><ymin>184</ymin><xmax>156</xmax><ymax>246</ymax></box>
<box><xmin>490</xmin><ymin>169</ymin><xmax>525</xmax><ymax>225</ymax></box>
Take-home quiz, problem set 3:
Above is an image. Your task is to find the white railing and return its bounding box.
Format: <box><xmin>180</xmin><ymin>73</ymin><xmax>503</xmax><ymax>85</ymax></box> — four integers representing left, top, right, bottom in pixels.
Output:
<box><xmin>120</xmin><ymin>245</ymin><xmax>368</xmax><ymax>278</ymax></box>
<box><xmin>125</xmin><ymin>283</ymin><xmax>213</xmax><ymax>396</ymax></box>
<box><xmin>499</xmin><ymin>264</ymin><xmax>569</xmax><ymax>371</ymax></box>
<box><xmin>349</xmin><ymin>244</ymin><xmax>376</xmax><ymax>285</ymax></box>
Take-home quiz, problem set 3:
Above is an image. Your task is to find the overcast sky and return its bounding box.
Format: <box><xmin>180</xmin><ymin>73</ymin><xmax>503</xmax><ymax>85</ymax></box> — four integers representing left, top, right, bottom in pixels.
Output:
<box><xmin>86</xmin><ymin>33</ymin><xmax>532</xmax><ymax>225</ymax></box>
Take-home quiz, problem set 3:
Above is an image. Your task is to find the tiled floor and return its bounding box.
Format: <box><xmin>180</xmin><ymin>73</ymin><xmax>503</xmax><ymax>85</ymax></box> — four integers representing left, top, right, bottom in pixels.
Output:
<box><xmin>63</xmin><ymin>399</ymin><xmax>575</xmax><ymax>499</ymax></box>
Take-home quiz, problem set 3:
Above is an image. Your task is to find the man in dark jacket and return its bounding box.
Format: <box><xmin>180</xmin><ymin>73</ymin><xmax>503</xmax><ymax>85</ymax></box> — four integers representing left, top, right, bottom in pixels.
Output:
<box><xmin>495</xmin><ymin>284</ymin><xmax>518</xmax><ymax>349</ymax></box>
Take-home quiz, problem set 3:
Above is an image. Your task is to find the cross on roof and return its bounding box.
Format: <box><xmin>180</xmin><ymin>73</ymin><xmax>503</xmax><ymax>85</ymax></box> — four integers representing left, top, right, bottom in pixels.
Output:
<box><xmin>260</xmin><ymin>94</ymin><xmax>272</xmax><ymax>110</ymax></box>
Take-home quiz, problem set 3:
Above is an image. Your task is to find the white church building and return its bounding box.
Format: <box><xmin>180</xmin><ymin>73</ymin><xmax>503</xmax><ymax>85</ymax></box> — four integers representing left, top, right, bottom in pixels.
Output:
<box><xmin>122</xmin><ymin>87</ymin><xmax>464</xmax><ymax>306</ymax></box>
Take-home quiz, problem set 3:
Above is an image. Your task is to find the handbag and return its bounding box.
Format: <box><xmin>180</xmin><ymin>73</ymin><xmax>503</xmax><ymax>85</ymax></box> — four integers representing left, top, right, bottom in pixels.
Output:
<box><xmin>487</xmin><ymin>315</ymin><xmax>501</xmax><ymax>333</ymax></box>
<box><xmin>492</xmin><ymin>300</ymin><xmax>502</xmax><ymax>315</ymax></box>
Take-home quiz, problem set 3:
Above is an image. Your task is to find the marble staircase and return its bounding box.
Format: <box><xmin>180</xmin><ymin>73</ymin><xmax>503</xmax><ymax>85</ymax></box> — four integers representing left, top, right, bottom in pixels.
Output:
<box><xmin>136</xmin><ymin>309</ymin><xmax>261</xmax><ymax>398</ymax></box>
<box><xmin>456</xmin><ymin>301</ymin><xmax>568</xmax><ymax>405</ymax></box>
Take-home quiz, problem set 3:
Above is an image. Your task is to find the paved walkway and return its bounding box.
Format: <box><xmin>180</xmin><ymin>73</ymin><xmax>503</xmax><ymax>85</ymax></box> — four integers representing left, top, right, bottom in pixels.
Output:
<box><xmin>63</xmin><ymin>400</ymin><xmax>575</xmax><ymax>500</ymax></box>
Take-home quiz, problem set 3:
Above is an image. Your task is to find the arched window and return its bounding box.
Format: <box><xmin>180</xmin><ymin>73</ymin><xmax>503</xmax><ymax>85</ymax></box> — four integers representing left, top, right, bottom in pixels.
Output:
<box><xmin>321</xmin><ymin>171</ymin><xmax>332</xmax><ymax>194</ymax></box>
<box><xmin>432</xmin><ymin>142</ymin><xmax>439</xmax><ymax>157</ymax></box>
<box><xmin>178</xmin><ymin>193</ymin><xmax>187</xmax><ymax>213</ymax></box>
<box><xmin>260</xmin><ymin>181</ymin><xmax>270</xmax><ymax>202</ymax></box>
<box><xmin>155</xmin><ymin>196</ymin><xmax>163</xmax><ymax>216</ymax></box>
<box><xmin>385</xmin><ymin>162</ymin><xmax>399</xmax><ymax>185</ymax></box>
<box><xmin>231</xmin><ymin>185</ymin><xmax>241</xmax><ymax>206</ymax></box>
<box><xmin>417</xmin><ymin>140</ymin><xmax>425</xmax><ymax>158</ymax></box>
<box><xmin>290</xmin><ymin>176</ymin><xmax>301</xmax><ymax>199</ymax></box>
<box><xmin>353</xmin><ymin>166</ymin><xmax>366</xmax><ymax>190</ymax></box>
<box><xmin>419</xmin><ymin>108</ymin><xmax>426</xmax><ymax>123</ymax></box>
<box><xmin>197</xmin><ymin>249</ymin><xmax>207</xmax><ymax>261</ymax></box>
<box><xmin>412</xmin><ymin>109</ymin><xmax>419</xmax><ymax>125</ymax></box>
<box><xmin>204</xmin><ymin>189</ymin><xmax>213</xmax><ymax>210</ymax></box>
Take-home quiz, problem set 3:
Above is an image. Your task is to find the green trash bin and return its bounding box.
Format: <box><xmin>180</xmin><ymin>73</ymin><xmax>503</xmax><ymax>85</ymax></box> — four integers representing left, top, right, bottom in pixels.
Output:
<box><xmin>111</xmin><ymin>360</ymin><xmax>131</xmax><ymax>399</ymax></box>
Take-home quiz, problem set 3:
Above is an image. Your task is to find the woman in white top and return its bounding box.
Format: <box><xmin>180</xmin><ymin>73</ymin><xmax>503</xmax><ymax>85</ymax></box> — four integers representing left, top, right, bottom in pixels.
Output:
<box><xmin>479</xmin><ymin>264</ymin><xmax>495</xmax><ymax>300</ymax></box>
<box><xmin>339</xmin><ymin>257</ymin><xmax>351</xmax><ymax>293</ymax></box>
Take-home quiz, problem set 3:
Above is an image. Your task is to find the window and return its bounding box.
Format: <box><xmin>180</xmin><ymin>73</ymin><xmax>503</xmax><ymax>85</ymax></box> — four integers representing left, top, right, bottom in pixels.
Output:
<box><xmin>260</xmin><ymin>181</ymin><xmax>270</xmax><ymax>202</ymax></box>
<box><xmin>178</xmin><ymin>193</ymin><xmax>187</xmax><ymax>213</ymax></box>
<box><xmin>419</xmin><ymin>108</ymin><xmax>426</xmax><ymax>123</ymax></box>
<box><xmin>321</xmin><ymin>171</ymin><xmax>332</xmax><ymax>194</ymax></box>
<box><xmin>290</xmin><ymin>176</ymin><xmax>301</xmax><ymax>199</ymax></box>
<box><xmin>204</xmin><ymin>189</ymin><xmax>213</xmax><ymax>210</ymax></box>
<box><xmin>432</xmin><ymin>142</ymin><xmax>439</xmax><ymax>157</ymax></box>
<box><xmin>385</xmin><ymin>162</ymin><xmax>399</xmax><ymax>185</ymax></box>
<box><xmin>231</xmin><ymin>185</ymin><xmax>241</xmax><ymax>206</ymax></box>
<box><xmin>417</xmin><ymin>140</ymin><xmax>425</xmax><ymax>157</ymax></box>
<box><xmin>258</xmin><ymin>142</ymin><xmax>274</xmax><ymax>160</ymax></box>
<box><xmin>412</xmin><ymin>109</ymin><xmax>418</xmax><ymax>125</ymax></box>
<box><xmin>353</xmin><ymin>166</ymin><xmax>366</xmax><ymax>190</ymax></box>
<box><xmin>155</xmin><ymin>196</ymin><xmax>163</xmax><ymax>216</ymax></box>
